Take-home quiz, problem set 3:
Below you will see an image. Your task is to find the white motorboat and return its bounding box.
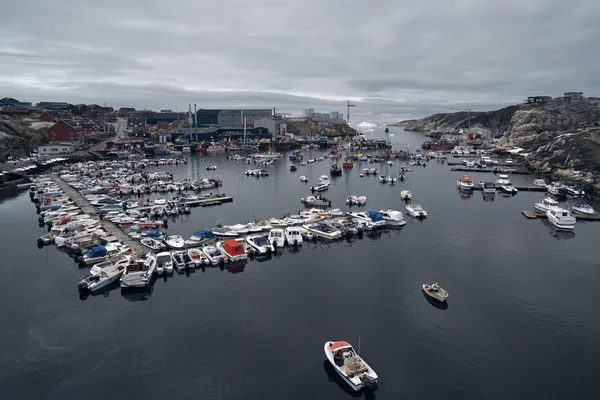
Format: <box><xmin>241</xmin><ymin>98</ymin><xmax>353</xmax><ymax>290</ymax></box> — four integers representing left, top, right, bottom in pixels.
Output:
<box><xmin>154</xmin><ymin>198</ymin><xmax>167</xmax><ymax>205</ymax></box>
<box><xmin>533</xmin><ymin>179</ymin><xmax>547</xmax><ymax>187</ymax></box>
<box><xmin>534</xmin><ymin>197</ymin><xmax>559</xmax><ymax>213</ymax></box>
<box><xmin>284</xmin><ymin>227</ymin><xmax>303</xmax><ymax>246</ymax></box>
<box><xmin>422</xmin><ymin>282</ymin><xmax>449</xmax><ymax>302</ymax></box>
<box><xmin>378</xmin><ymin>175</ymin><xmax>387</xmax><ymax>183</ymax></box>
<box><xmin>379</xmin><ymin>209</ymin><xmax>406</xmax><ymax>226</ymax></box>
<box><xmin>202</xmin><ymin>245</ymin><xmax>227</xmax><ymax>265</ymax></box>
<box><xmin>566</xmin><ymin>186</ymin><xmax>585</xmax><ymax>197</ymax></box>
<box><xmin>547</xmin><ymin>182</ymin><xmax>568</xmax><ymax>196</ymax></box>
<box><xmin>187</xmin><ymin>248</ymin><xmax>208</xmax><ymax>266</ymax></box>
<box><xmin>78</xmin><ymin>264</ymin><xmax>126</xmax><ymax>292</ymax></box>
<box><xmin>346</xmin><ymin>195</ymin><xmax>358</xmax><ymax>205</ymax></box>
<box><xmin>328</xmin><ymin>208</ymin><xmax>344</xmax><ymax>217</ymax></box>
<box><xmin>386</xmin><ymin>160</ymin><xmax>393</xmax><ymax>166</ymax></box>
<box><xmin>387</xmin><ymin>176</ymin><xmax>396</xmax><ymax>184</ymax></box>
<box><xmin>300</xmin><ymin>176</ymin><xmax>309</xmax><ymax>182</ymax></box>
<box><xmin>171</xmin><ymin>251</ymin><xmax>187</xmax><ymax>269</ymax></box>
<box><xmin>81</xmin><ymin>244</ymin><xmax>124</xmax><ymax>266</ymax></box>
<box><xmin>301</xmin><ymin>195</ymin><xmax>331</xmax><ymax>207</ymax></box>
<box><xmin>500</xmin><ymin>184</ymin><xmax>518</xmax><ymax>195</ymax></box>
<box><xmin>90</xmin><ymin>254</ymin><xmax>131</xmax><ymax>275</ymax></box>
<box><xmin>216</xmin><ymin>240</ymin><xmax>248</xmax><ymax>262</ymax></box>
<box><xmin>140</xmin><ymin>238</ymin><xmax>167</xmax><ymax>252</ymax></box>
<box><xmin>356</xmin><ymin>196</ymin><xmax>366</xmax><ymax>205</ymax></box>
<box><xmin>310</xmin><ymin>183</ymin><xmax>329</xmax><ymax>192</ymax></box>
<box><xmin>456</xmin><ymin>174</ymin><xmax>474</xmax><ymax>191</ymax></box>
<box><xmin>546</xmin><ymin>207</ymin><xmax>576</xmax><ymax>230</ymax></box>
<box><xmin>401</xmin><ymin>190</ymin><xmax>412</xmax><ymax>200</ymax></box>
<box><xmin>120</xmin><ymin>255</ymin><xmax>157</xmax><ymax>288</ymax></box>
<box><xmin>186</xmin><ymin>230</ymin><xmax>215</xmax><ymax>245</ymax></box>
<box><xmin>495</xmin><ymin>174</ymin><xmax>511</xmax><ymax>187</ymax></box>
<box><xmin>224</xmin><ymin>224</ymin><xmax>250</xmax><ymax>235</ymax></box>
<box><xmin>406</xmin><ymin>204</ymin><xmax>427</xmax><ymax>218</ymax></box>
<box><xmin>164</xmin><ymin>234</ymin><xmax>184</xmax><ymax>249</ymax></box>
<box><xmin>346</xmin><ymin>211</ymin><xmax>386</xmax><ymax>228</ymax></box>
<box><xmin>318</xmin><ymin>175</ymin><xmax>331</xmax><ymax>185</ymax></box>
<box><xmin>156</xmin><ymin>251</ymin><xmax>174</xmax><ymax>275</ymax></box>
<box><xmin>300</xmin><ymin>229</ymin><xmax>314</xmax><ymax>241</ymax></box>
<box><xmin>268</xmin><ymin>228</ymin><xmax>286</xmax><ymax>247</ymax></box>
<box><xmin>572</xmin><ymin>202</ymin><xmax>595</xmax><ymax>215</ymax></box>
<box><xmin>324</xmin><ymin>341</ymin><xmax>379</xmax><ymax>392</ymax></box>
<box><xmin>212</xmin><ymin>227</ymin><xmax>239</xmax><ymax>238</ymax></box>
<box><xmin>246</xmin><ymin>235</ymin><xmax>274</xmax><ymax>255</ymax></box>
<box><xmin>37</xmin><ymin>233</ymin><xmax>55</xmax><ymax>245</ymax></box>
<box><xmin>303</xmin><ymin>223</ymin><xmax>342</xmax><ymax>240</ymax></box>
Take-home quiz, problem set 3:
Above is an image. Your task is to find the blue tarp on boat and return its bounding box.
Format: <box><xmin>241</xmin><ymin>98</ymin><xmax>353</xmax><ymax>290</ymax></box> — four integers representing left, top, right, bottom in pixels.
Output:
<box><xmin>367</xmin><ymin>210</ymin><xmax>383</xmax><ymax>222</ymax></box>
<box><xmin>192</xmin><ymin>229</ymin><xmax>214</xmax><ymax>239</ymax></box>
<box><xmin>87</xmin><ymin>246</ymin><xmax>107</xmax><ymax>258</ymax></box>
<box><xmin>146</xmin><ymin>231</ymin><xmax>162</xmax><ymax>239</ymax></box>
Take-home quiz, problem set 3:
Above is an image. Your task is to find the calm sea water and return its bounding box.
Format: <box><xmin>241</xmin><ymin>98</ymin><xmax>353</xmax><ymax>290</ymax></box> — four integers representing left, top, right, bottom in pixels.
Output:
<box><xmin>1</xmin><ymin>127</ymin><xmax>599</xmax><ymax>400</ymax></box>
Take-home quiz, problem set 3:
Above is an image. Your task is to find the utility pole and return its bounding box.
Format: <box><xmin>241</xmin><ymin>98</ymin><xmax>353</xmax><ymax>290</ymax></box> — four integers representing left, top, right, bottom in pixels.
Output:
<box><xmin>347</xmin><ymin>100</ymin><xmax>355</xmax><ymax>124</ymax></box>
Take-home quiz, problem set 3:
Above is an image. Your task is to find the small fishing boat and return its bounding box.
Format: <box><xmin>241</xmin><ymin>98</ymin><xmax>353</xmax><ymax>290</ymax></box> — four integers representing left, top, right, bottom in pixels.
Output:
<box><xmin>303</xmin><ymin>223</ymin><xmax>342</xmax><ymax>240</ymax></box>
<box><xmin>346</xmin><ymin>195</ymin><xmax>358</xmax><ymax>205</ymax></box>
<box><xmin>120</xmin><ymin>255</ymin><xmax>157</xmax><ymax>288</ymax></box>
<box><xmin>356</xmin><ymin>196</ymin><xmax>367</xmax><ymax>205</ymax></box>
<box><xmin>406</xmin><ymin>204</ymin><xmax>427</xmax><ymax>218</ymax></box>
<box><xmin>323</xmin><ymin>341</ymin><xmax>378</xmax><ymax>392</ymax></box>
<box><xmin>481</xmin><ymin>182</ymin><xmax>496</xmax><ymax>194</ymax></box>
<box><xmin>90</xmin><ymin>254</ymin><xmax>132</xmax><ymax>275</ymax></box>
<box><xmin>140</xmin><ymin>238</ymin><xmax>167</xmax><ymax>252</ymax></box>
<box><xmin>547</xmin><ymin>182</ymin><xmax>568</xmax><ymax>196</ymax></box>
<box><xmin>202</xmin><ymin>245</ymin><xmax>227</xmax><ymax>265</ymax></box>
<box><xmin>164</xmin><ymin>235</ymin><xmax>184</xmax><ymax>249</ymax></box>
<box><xmin>422</xmin><ymin>282</ymin><xmax>448</xmax><ymax>302</ymax></box>
<box><xmin>187</xmin><ymin>248</ymin><xmax>208</xmax><ymax>266</ymax></box>
<box><xmin>330</xmin><ymin>164</ymin><xmax>342</xmax><ymax>176</ymax></box>
<box><xmin>401</xmin><ymin>190</ymin><xmax>412</xmax><ymax>200</ymax></box>
<box><xmin>186</xmin><ymin>229</ymin><xmax>215</xmax><ymax>245</ymax></box>
<box><xmin>378</xmin><ymin>175</ymin><xmax>387</xmax><ymax>183</ymax></box>
<box><xmin>284</xmin><ymin>227</ymin><xmax>303</xmax><ymax>246</ymax></box>
<box><xmin>216</xmin><ymin>240</ymin><xmax>248</xmax><ymax>262</ymax></box>
<box><xmin>533</xmin><ymin>179</ymin><xmax>547</xmax><ymax>187</ymax></box>
<box><xmin>300</xmin><ymin>176</ymin><xmax>309</xmax><ymax>182</ymax></box>
<box><xmin>171</xmin><ymin>251</ymin><xmax>187</xmax><ymax>269</ymax></box>
<box><xmin>156</xmin><ymin>251</ymin><xmax>174</xmax><ymax>275</ymax></box>
<box><xmin>212</xmin><ymin>227</ymin><xmax>239</xmax><ymax>238</ymax></box>
<box><xmin>310</xmin><ymin>183</ymin><xmax>329</xmax><ymax>192</ymax></box>
<box><xmin>37</xmin><ymin>233</ymin><xmax>56</xmax><ymax>245</ymax></box>
<box><xmin>566</xmin><ymin>186</ymin><xmax>585</xmax><ymax>197</ymax></box>
<box><xmin>300</xmin><ymin>229</ymin><xmax>314</xmax><ymax>241</ymax></box>
<box><xmin>456</xmin><ymin>175</ymin><xmax>474</xmax><ymax>191</ymax></box>
<box><xmin>386</xmin><ymin>160</ymin><xmax>393</xmax><ymax>166</ymax></box>
<box><xmin>268</xmin><ymin>228</ymin><xmax>286</xmax><ymax>247</ymax></box>
<box><xmin>572</xmin><ymin>202</ymin><xmax>595</xmax><ymax>215</ymax></box>
<box><xmin>301</xmin><ymin>195</ymin><xmax>331</xmax><ymax>207</ymax></box>
<box><xmin>290</xmin><ymin>165</ymin><xmax>297</xmax><ymax>172</ymax></box>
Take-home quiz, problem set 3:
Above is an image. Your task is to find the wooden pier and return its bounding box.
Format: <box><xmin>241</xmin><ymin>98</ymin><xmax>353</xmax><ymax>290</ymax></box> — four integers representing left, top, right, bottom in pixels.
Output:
<box><xmin>521</xmin><ymin>210</ymin><xmax>600</xmax><ymax>221</ymax></box>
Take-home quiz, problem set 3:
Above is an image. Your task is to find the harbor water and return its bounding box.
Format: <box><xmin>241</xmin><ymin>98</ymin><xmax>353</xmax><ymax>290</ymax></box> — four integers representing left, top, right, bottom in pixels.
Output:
<box><xmin>1</xmin><ymin>127</ymin><xmax>600</xmax><ymax>400</ymax></box>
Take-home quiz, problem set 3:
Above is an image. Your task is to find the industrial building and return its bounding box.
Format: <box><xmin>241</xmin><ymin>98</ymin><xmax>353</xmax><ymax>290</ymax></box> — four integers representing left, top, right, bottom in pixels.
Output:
<box><xmin>37</xmin><ymin>144</ymin><xmax>76</xmax><ymax>155</ymax></box>
<box><xmin>301</xmin><ymin>108</ymin><xmax>344</xmax><ymax>122</ymax></box>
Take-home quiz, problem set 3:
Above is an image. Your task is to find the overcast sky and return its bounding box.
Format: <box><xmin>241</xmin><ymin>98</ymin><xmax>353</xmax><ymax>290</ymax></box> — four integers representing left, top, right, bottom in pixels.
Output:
<box><xmin>1</xmin><ymin>0</ymin><xmax>598</xmax><ymax>121</ymax></box>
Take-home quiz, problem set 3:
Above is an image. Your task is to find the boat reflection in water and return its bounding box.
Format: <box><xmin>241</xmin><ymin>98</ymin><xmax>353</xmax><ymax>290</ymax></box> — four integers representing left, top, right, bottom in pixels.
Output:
<box><xmin>120</xmin><ymin>276</ymin><xmax>157</xmax><ymax>302</ymax></box>
<box><xmin>543</xmin><ymin>221</ymin><xmax>576</xmax><ymax>241</ymax></box>
<box><xmin>323</xmin><ymin>360</ymin><xmax>375</xmax><ymax>399</ymax></box>
<box><xmin>225</xmin><ymin>260</ymin><xmax>248</xmax><ymax>274</ymax></box>
<box><xmin>422</xmin><ymin>291</ymin><xmax>449</xmax><ymax>310</ymax></box>
<box><xmin>79</xmin><ymin>281</ymin><xmax>121</xmax><ymax>301</ymax></box>
<box><xmin>482</xmin><ymin>192</ymin><xmax>495</xmax><ymax>202</ymax></box>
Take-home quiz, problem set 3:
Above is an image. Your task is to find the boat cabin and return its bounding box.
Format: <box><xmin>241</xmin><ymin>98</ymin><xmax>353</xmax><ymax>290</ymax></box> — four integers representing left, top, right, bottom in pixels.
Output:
<box><xmin>87</xmin><ymin>246</ymin><xmax>107</xmax><ymax>259</ymax></box>
<box><xmin>328</xmin><ymin>342</ymin><xmax>369</xmax><ymax>377</ymax></box>
<box><xmin>367</xmin><ymin>210</ymin><xmax>383</xmax><ymax>222</ymax></box>
<box><xmin>222</xmin><ymin>240</ymin><xmax>246</xmax><ymax>257</ymax></box>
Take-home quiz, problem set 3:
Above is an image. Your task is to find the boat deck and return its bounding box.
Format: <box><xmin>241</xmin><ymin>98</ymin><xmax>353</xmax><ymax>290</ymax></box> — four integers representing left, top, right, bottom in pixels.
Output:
<box><xmin>473</xmin><ymin>184</ymin><xmax>547</xmax><ymax>192</ymax></box>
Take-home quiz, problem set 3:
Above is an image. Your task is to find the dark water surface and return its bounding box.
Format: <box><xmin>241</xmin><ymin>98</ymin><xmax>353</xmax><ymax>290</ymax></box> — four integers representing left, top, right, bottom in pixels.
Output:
<box><xmin>1</xmin><ymin>127</ymin><xmax>600</xmax><ymax>400</ymax></box>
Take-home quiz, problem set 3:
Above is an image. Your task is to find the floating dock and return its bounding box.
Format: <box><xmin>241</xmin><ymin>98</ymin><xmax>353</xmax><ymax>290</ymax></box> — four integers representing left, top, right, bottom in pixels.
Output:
<box><xmin>521</xmin><ymin>210</ymin><xmax>600</xmax><ymax>221</ymax></box>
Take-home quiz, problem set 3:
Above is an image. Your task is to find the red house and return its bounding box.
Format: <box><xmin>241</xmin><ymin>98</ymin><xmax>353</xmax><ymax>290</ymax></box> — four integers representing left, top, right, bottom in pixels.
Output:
<box><xmin>39</xmin><ymin>110</ymin><xmax>71</xmax><ymax>122</ymax></box>
<box><xmin>47</xmin><ymin>120</ymin><xmax>84</xmax><ymax>144</ymax></box>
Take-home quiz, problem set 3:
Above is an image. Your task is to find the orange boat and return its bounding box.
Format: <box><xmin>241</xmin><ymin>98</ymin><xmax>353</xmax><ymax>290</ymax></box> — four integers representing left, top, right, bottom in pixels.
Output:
<box><xmin>456</xmin><ymin>174</ymin><xmax>474</xmax><ymax>191</ymax></box>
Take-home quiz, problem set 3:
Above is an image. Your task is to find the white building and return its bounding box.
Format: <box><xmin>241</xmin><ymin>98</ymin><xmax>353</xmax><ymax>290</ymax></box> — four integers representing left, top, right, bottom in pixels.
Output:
<box><xmin>38</xmin><ymin>144</ymin><xmax>76</xmax><ymax>155</ymax></box>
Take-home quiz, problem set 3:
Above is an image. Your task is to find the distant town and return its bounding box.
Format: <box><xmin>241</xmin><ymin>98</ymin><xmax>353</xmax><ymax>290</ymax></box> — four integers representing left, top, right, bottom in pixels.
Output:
<box><xmin>0</xmin><ymin>97</ymin><xmax>359</xmax><ymax>159</ymax></box>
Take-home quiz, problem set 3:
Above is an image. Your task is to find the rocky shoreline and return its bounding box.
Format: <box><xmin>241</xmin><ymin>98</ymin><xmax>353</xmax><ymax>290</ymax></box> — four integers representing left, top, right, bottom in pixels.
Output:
<box><xmin>400</xmin><ymin>97</ymin><xmax>600</xmax><ymax>196</ymax></box>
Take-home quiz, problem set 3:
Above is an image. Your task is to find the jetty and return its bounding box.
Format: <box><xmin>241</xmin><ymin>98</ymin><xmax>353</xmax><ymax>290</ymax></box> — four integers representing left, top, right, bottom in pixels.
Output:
<box><xmin>521</xmin><ymin>210</ymin><xmax>600</xmax><ymax>222</ymax></box>
<box><xmin>50</xmin><ymin>174</ymin><xmax>145</xmax><ymax>253</ymax></box>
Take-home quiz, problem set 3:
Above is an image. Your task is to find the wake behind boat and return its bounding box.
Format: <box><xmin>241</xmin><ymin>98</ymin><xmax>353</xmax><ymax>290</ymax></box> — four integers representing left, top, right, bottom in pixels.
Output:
<box><xmin>324</xmin><ymin>341</ymin><xmax>378</xmax><ymax>392</ymax></box>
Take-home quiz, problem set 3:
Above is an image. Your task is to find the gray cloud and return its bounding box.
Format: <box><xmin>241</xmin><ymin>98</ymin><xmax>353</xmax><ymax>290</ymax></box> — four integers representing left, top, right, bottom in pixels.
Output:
<box><xmin>1</xmin><ymin>0</ymin><xmax>599</xmax><ymax>122</ymax></box>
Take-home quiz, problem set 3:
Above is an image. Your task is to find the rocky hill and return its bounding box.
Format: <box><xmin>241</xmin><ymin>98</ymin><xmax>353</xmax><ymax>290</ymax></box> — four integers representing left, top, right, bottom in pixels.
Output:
<box><xmin>0</xmin><ymin>118</ymin><xmax>48</xmax><ymax>161</ymax></box>
<box><xmin>403</xmin><ymin>98</ymin><xmax>600</xmax><ymax>174</ymax></box>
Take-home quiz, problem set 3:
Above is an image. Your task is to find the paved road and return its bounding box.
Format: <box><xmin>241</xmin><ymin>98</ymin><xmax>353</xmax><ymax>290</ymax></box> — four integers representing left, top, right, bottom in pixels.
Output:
<box><xmin>90</xmin><ymin>117</ymin><xmax>127</xmax><ymax>152</ymax></box>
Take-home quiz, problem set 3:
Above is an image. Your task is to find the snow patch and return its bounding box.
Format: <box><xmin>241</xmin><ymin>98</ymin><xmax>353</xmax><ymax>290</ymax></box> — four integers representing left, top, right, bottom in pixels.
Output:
<box><xmin>357</xmin><ymin>121</ymin><xmax>378</xmax><ymax>129</ymax></box>
<box><xmin>30</xmin><ymin>121</ymin><xmax>53</xmax><ymax>130</ymax></box>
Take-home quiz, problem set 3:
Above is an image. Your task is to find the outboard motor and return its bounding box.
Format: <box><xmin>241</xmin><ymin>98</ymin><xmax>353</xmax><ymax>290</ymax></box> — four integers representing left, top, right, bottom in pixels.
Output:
<box><xmin>360</xmin><ymin>374</ymin><xmax>378</xmax><ymax>390</ymax></box>
<box><xmin>77</xmin><ymin>280</ymin><xmax>88</xmax><ymax>292</ymax></box>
